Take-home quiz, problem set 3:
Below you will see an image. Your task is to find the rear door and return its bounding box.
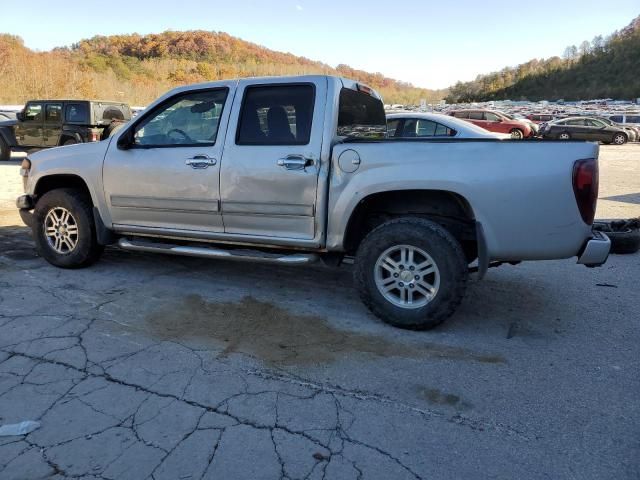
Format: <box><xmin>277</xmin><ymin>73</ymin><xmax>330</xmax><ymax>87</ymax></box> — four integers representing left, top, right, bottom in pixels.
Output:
<box><xmin>14</xmin><ymin>102</ymin><xmax>44</xmax><ymax>146</ymax></box>
<box><xmin>584</xmin><ymin>119</ymin><xmax>610</xmax><ymax>141</ymax></box>
<box><xmin>43</xmin><ymin>103</ymin><xmax>63</xmax><ymax>146</ymax></box>
<box><xmin>467</xmin><ymin>111</ymin><xmax>486</xmax><ymax>130</ymax></box>
<box><xmin>219</xmin><ymin>79</ymin><xmax>326</xmax><ymax>240</ymax></box>
<box><xmin>103</xmin><ymin>85</ymin><xmax>233</xmax><ymax>233</ymax></box>
<box><xmin>564</xmin><ymin>119</ymin><xmax>590</xmax><ymax>139</ymax></box>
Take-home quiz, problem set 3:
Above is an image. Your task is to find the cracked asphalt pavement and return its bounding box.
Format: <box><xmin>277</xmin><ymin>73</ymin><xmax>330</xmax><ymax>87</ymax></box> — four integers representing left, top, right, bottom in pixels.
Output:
<box><xmin>1</xmin><ymin>145</ymin><xmax>639</xmax><ymax>479</ymax></box>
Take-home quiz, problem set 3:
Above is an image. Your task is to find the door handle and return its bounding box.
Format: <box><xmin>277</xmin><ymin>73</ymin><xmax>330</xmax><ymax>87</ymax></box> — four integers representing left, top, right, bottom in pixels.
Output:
<box><xmin>186</xmin><ymin>155</ymin><xmax>217</xmax><ymax>169</ymax></box>
<box><xmin>277</xmin><ymin>155</ymin><xmax>314</xmax><ymax>170</ymax></box>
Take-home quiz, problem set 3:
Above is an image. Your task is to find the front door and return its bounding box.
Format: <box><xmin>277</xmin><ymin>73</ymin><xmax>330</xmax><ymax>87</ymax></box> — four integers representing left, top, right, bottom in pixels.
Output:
<box><xmin>219</xmin><ymin>79</ymin><xmax>326</xmax><ymax>240</ymax></box>
<box><xmin>15</xmin><ymin>102</ymin><xmax>44</xmax><ymax>147</ymax></box>
<box><xmin>103</xmin><ymin>86</ymin><xmax>233</xmax><ymax>233</ymax></box>
<box><xmin>43</xmin><ymin>103</ymin><xmax>63</xmax><ymax>146</ymax></box>
<box><xmin>483</xmin><ymin>112</ymin><xmax>507</xmax><ymax>133</ymax></box>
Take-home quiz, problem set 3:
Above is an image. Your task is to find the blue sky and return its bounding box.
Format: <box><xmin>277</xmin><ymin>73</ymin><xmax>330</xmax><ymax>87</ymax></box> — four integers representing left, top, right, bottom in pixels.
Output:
<box><xmin>2</xmin><ymin>0</ymin><xmax>638</xmax><ymax>88</ymax></box>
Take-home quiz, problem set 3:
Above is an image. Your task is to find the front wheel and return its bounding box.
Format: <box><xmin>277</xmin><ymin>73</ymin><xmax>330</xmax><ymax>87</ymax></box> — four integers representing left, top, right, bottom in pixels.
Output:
<box><xmin>33</xmin><ymin>188</ymin><xmax>103</xmax><ymax>268</ymax></box>
<box><xmin>510</xmin><ymin>129</ymin><xmax>524</xmax><ymax>140</ymax></box>
<box><xmin>558</xmin><ymin>132</ymin><xmax>571</xmax><ymax>140</ymax></box>
<box><xmin>354</xmin><ymin>218</ymin><xmax>468</xmax><ymax>330</ymax></box>
<box><xmin>612</xmin><ymin>133</ymin><xmax>627</xmax><ymax>145</ymax></box>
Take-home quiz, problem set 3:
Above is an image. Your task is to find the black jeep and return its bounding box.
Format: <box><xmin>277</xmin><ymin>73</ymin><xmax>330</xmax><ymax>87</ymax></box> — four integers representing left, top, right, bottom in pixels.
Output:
<box><xmin>0</xmin><ymin>100</ymin><xmax>131</xmax><ymax>160</ymax></box>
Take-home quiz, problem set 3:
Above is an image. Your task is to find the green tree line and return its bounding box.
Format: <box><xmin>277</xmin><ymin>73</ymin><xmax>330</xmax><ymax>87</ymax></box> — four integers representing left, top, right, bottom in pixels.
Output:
<box><xmin>446</xmin><ymin>15</ymin><xmax>640</xmax><ymax>103</ymax></box>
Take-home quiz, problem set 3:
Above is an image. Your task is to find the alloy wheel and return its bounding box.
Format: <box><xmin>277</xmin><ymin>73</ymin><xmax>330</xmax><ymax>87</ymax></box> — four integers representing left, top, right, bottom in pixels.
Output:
<box><xmin>44</xmin><ymin>207</ymin><xmax>79</xmax><ymax>254</ymax></box>
<box><xmin>374</xmin><ymin>245</ymin><xmax>440</xmax><ymax>309</ymax></box>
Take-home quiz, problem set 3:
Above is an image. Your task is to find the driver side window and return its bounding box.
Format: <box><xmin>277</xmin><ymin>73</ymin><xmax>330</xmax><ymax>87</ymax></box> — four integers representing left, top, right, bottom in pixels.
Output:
<box><xmin>134</xmin><ymin>88</ymin><xmax>228</xmax><ymax>147</ymax></box>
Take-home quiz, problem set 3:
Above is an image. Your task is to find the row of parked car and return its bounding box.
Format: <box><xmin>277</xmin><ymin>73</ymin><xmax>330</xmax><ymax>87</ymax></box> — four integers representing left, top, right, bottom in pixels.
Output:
<box><xmin>1</xmin><ymin>97</ymin><xmax>637</xmax><ymax>162</ymax></box>
<box><xmin>385</xmin><ymin>107</ymin><xmax>640</xmax><ymax>144</ymax></box>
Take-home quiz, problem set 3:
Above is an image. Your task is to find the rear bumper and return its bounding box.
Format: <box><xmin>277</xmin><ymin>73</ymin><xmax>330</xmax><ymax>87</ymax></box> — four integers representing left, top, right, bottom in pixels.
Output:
<box><xmin>577</xmin><ymin>231</ymin><xmax>610</xmax><ymax>267</ymax></box>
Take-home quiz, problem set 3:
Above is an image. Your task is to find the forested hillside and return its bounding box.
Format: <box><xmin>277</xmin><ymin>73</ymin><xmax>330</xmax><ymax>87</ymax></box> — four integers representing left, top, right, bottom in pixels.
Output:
<box><xmin>0</xmin><ymin>31</ymin><xmax>446</xmax><ymax>105</ymax></box>
<box><xmin>446</xmin><ymin>15</ymin><xmax>640</xmax><ymax>102</ymax></box>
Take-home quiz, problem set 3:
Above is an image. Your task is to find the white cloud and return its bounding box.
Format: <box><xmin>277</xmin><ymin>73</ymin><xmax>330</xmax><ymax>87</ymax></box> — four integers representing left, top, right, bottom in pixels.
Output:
<box><xmin>295</xmin><ymin>4</ymin><xmax>303</xmax><ymax>11</ymax></box>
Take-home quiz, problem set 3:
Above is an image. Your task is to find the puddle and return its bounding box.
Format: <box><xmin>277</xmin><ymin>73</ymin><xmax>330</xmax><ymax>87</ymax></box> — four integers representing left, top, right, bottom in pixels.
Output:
<box><xmin>418</xmin><ymin>387</ymin><xmax>472</xmax><ymax>411</ymax></box>
<box><xmin>145</xmin><ymin>295</ymin><xmax>506</xmax><ymax>367</ymax></box>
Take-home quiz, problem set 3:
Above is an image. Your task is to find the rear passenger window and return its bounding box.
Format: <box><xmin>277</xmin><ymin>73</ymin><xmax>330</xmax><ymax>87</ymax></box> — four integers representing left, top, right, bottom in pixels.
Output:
<box><xmin>627</xmin><ymin>116</ymin><xmax>640</xmax><ymax>123</ymax></box>
<box><xmin>45</xmin><ymin>104</ymin><xmax>62</xmax><ymax>122</ymax></box>
<box><xmin>453</xmin><ymin>111</ymin><xmax>468</xmax><ymax>119</ymax></box>
<box><xmin>337</xmin><ymin>88</ymin><xmax>386</xmax><ymax>139</ymax></box>
<box><xmin>65</xmin><ymin>103</ymin><xmax>88</xmax><ymax>123</ymax></box>
<box><xmin>416</xmin><ymin>120</ymin><xmax>437</xmax><ymax>136</ymax></box>
<box><xmin>609</xmin><ymin>116</ymin><xmax>623</xmax><ymax>123</ymax></box>
<box><xmin>468</xmin><ymin>111</ymin><xmax>483</xmax><ymax>120</ymax></box>
<box><xmin>434</xmin><ymin>123</ymin><xmax>453</xmax><ymax>136</ymax></box>
<box><xmin>237</xmin><ymin>85</ymin><xmax>315</xmax><ymax>145</ymax></box>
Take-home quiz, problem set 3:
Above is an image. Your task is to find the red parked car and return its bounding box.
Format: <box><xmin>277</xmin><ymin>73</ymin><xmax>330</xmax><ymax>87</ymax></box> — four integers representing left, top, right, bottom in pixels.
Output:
<box><xmin>449</xmin><ymin>109</ymin><xmax>532</xmax><ymax>139</ymax></box>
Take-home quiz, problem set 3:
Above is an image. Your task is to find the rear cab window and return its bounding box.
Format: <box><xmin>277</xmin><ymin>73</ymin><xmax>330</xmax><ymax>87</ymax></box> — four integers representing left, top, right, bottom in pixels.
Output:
<box><xmin>337</xmin><ymin>87</ymin><xmax>385</xmax><ymax>139</ymax></box>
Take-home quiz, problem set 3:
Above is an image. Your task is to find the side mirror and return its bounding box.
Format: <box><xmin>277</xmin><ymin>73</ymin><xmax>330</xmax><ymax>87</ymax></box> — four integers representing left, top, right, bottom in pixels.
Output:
<box><xmin>16</xmin><ymin>111</ymin><xmax>24</xmax><ymax>121</ymax></box>
<box><xmin>117</xmin><ymin>128</ymin><xmax>134</xmax><ymax>150</ymax></box>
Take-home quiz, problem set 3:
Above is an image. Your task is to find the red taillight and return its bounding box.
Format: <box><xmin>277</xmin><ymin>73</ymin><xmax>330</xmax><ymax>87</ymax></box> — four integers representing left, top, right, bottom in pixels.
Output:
<box><xmin>572</xmin><ymin>158</ymin><xmax>598</xmax><ymax>225</ymax></box>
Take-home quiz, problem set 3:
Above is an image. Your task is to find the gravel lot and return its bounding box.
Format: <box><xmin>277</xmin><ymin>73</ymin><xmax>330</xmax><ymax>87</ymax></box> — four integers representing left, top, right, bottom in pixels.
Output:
<box><xmin>0</xmin><ymin>145</ymin><xmax>638</xmax><ymax>479</ymax></box>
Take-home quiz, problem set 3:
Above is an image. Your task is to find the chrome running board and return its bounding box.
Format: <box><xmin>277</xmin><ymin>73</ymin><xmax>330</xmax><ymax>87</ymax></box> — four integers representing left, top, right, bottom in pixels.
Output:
<box><xmin>117</xmin><ymin>238</ymin><xmax>319</xmax><ymax>265</ymax></box>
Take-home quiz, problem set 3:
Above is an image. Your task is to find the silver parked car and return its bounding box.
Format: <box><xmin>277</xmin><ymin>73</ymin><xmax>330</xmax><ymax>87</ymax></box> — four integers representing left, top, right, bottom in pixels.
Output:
<box><xmin>387</xmin><ymin>112</ymin><xmax>508</xmax><ymax>139</ymax></box>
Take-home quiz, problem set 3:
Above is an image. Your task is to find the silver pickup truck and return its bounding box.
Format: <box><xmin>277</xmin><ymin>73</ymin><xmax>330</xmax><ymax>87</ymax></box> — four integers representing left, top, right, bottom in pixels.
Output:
<box><xmin>16</xmin><ymin>75</ymin><xmax>610</xmax><ymax>330</ymax></box>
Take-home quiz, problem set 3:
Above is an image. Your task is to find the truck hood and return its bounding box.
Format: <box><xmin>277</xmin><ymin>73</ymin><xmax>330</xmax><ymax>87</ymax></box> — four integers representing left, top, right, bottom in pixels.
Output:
<box><xmin>0</xmin><ymin>119</ymin><xmax>17</xmax><ymax>127</ymax></box>
<box><xmin>29</xmin><ymin>140</ymin><xmax>110</xmax><ymax>173</ymax></box>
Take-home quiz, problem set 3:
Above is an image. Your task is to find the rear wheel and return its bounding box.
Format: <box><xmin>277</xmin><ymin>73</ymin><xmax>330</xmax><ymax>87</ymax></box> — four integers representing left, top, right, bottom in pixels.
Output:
<box><xmin>354</xmin><ymin>218</ymin><xmax>468</xmax><ymax>330</ymax></box>
<box><xmin>63</xmin><ymin>138</ymin><xmax>77</xmax><ymax>146</ymax></box>
<box><xmin>33</xmin><ymin>188</ymin><xmax>103</xmax><ymax>268</ymax></box>
<box><xmin>558</xmin><ymin>132</ymin><xmax>571</xmax><ymax>140</ymax></box>
<box><xmin>0</xmin><ymin>137</ymin><xmax>10</xmax><ymax>161</ymax></box>
<box><xmin>612</xmin><ymin>133</ymin><xmax>627</xmax><ymax>145</ymax></box>
<box><xmin>510</xmin><ymin>129</ymin><xmax>524</xmax><ymax>140</ymax></box>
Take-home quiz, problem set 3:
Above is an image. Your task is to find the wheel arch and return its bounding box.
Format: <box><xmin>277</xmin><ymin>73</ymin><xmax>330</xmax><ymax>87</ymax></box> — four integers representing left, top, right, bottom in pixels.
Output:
<box><xmin>34</xmin><ymin>174</ymin><xmax>94</xmax><ymax>205</ymax></box>
<box><xmin>58</xmin><ymin>132</ymin><xmax>82</xmax><ymax>146</ymax></box>
<box><xmin>342</xmin><ymin>189</ymin><xmax>477</xmax><ymax>258</ymax></box>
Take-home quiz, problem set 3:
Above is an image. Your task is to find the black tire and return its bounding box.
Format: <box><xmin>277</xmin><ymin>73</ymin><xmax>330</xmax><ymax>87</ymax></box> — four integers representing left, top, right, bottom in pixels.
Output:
<box><xmin>558</xmin><ymin>132</ymin><xmax>571</xmax><ymax>140</ymax></box>
<box><xmin>510</xmin><ymin>129</ymin><xmax>524</xmax><ymax>140</ymax></box>
<box><xmin>0</xmin><ymin>137</ymin><xmax>10</xmax><ymax>161</ymax></box>
<box><xmin>354</xmin><ymin>217</ymin><xmax>468</xmax><ymax>330</ymax></box>
<box><xmin>103</xmin><ymin>121</ymin><xmax>123</xmax><ymax>139</ymax></box>
<box><xmin>33</xmin><ymin>188</ymin><xmax>103</xmax><ymax>268</ymax></box>
<box><xmin>63</xmin><ymin>138</ymin><xmax>77</xmax><ymax>146</ymax></box>
<box><xmin>612</xmin><ymin>133</ymin><xmax>627</xmax><ymax>145</ymax></box>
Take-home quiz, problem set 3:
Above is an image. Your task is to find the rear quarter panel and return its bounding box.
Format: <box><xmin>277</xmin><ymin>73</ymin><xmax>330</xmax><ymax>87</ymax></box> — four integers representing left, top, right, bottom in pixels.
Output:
<box><xmin>328</xmin><ymin>140</ymin><xmax>598</xmax><ymax>261</ymax></box>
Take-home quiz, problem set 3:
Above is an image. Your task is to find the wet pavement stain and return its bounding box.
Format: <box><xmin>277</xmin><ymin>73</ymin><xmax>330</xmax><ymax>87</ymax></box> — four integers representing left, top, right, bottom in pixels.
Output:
<box><xmin>419</xmin><ymin>387</ymin><xmax>473</xmax><ymax>411</ymax></box>
<box><xmin>145</xmin><ymin>295</ymin><xmax>506</xmax><ymax>367</ymax></box>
